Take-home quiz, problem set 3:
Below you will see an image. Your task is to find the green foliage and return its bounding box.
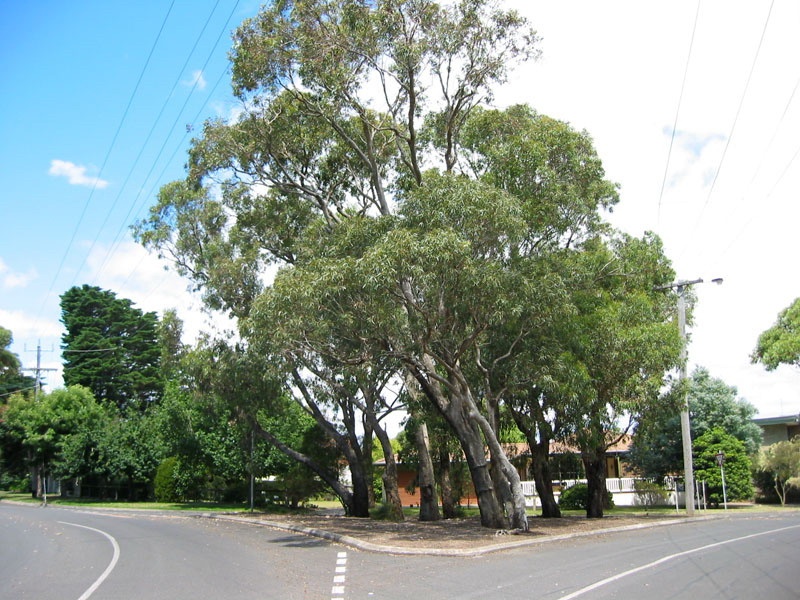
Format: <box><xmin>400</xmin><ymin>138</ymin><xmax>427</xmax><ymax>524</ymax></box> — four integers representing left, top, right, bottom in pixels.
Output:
<box><xmin>0</xmin><ymin>326</ymin><xmax>36</xmax><ymax>399</ymax></box>
<box><xmin>558</xmin><ymin>483</ymin><xmax>614</xmax><ymax>511</ymax></box>
<box><xmin>131</xmin><ymin>0</ymin><xmax>690</xmax><ymax>525</ymax></box>
<box><xmin>630</xmin><ymin>367</ymin><xmax>763</xmax><ymax>479</ymax></box>
<box><xmin>60</xmin><ymin>285</ymin><xmax>163</xmax><ymax>410</ymax></box>
<box><xmin>754</xmin><ymin>437</ymin><xmax>800</xmax><ymax>505</ymax></box>
<box><xmin>694</xmin><ymin>427</ymin><xmax>754</xmax><ymax>505</ymax></box>
<box><xmin>256</xmin><ymin>400</ymin><xmax>338</xmax><ymax>506</ymax></box>
<box><xmin>154</xmin><ymin>457</ymin><xmax>180</xmax><ymax>502</ymax></box>
<box><xmin>753</xmin><ymin>297</ymin><xmax>800</xmax><ymax>370</ymax></box>
<box><xmin>2</xmin><ymin>385</ymin><xmax>109</xmax><ymax>481</ymax></box>
<box><xmin>96</xmin><ymin>409</ymin><xmax>164</xmax><ymax>499</ymax></box>
<box><xmin>633</xmin><ymin>480</ymin><xmax>670</xmax><ymax>507</ymax></box>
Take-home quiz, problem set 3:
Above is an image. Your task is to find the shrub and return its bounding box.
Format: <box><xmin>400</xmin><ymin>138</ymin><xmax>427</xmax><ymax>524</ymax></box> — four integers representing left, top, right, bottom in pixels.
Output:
<box><xmin>558</xmin><ymin>483</ymin><xmax>614</xmax><ymax>510</ymax></box>
<box><xmin>633</xmin><ymin>480</ymin><xmax>670</xmax><ymax>507</ymax></box>
<box><xmin>153</xmin><ymin>457</ymin><xmax>180</xmax><ymax>502</ymax></box>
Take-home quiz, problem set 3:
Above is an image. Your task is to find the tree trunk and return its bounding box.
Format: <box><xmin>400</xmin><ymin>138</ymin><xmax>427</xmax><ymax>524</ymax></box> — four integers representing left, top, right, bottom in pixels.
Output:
<box><xmin>485</xmin><ymin>399</ymin><xmax>517</xmax><ymax>528</ymax></box>
<box><xmin>472</xmin><ymin>409</ymin><xmax>528</xmax><ymax>531</ymax></box>
<box><xmin>531</xmin><ymin>439</ymin><xmax>561</xmax><ymax>518</ymax></box>
<box><xmin>583</xmin><ymin>449</ymin><xmax>607</xmax><ymax>519</ymax></box>
<box><xmin>415</xmin><ymin>421</ymin><xmax>441</xmax><ymax>521</ymax></box>
<box><xmin>451</xmin><ymin>415</ymin><xmax>507</xmax><ymax>529</ymax></box>
<box><xmin>438</xmin><ymin>447</ymin><xmax>458</xmax><ymax>519</ymax></box>
<box><xmin>407</xmin><ymin>358</ymin><xmax>508</xmax><ymax>529</ymax></box>
<box><xmin>373</xmin><ymin>420</ymin><xmax>404</xmax><ymax>521</ymax></box>
<box><xmin>349</xmin><ymin>463</ymin><xmax>371</xmax><ymax>518</ymax></box>
<box><xmin>251</xmin><ymin>420</ymin><xmax>369</xmax><ymax>517</ymax></box>
<box><xmin>362</xmin><ymin>419</ymin><xmax>376</xmax><ymax>508</ymax></box>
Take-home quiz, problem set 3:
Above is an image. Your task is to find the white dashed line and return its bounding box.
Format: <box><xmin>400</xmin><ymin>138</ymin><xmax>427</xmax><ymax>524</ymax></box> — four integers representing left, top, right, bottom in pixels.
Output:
<box><xmin>59</xmin><ymin>521</ymin><xmax>121</xmax><ymax>600</ymax></box>
<box><xmin>331</xmin><ymin>551</ymin><xmax>347</xmax><ymax>598</ymax></box>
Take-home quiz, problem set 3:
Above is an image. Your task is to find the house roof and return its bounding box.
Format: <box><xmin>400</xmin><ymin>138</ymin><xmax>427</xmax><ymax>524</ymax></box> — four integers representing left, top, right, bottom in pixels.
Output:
<box><xmin>502</xmin><ymin>435</ymin><xmax>632</xmax><ymax>459</ymax></box>
<box><xmin>753</xmin><ymin>414</ymin><xmax>800</xmax><ymax>427</ymax></box>
<box><xmin>375</xmin><ymin>435</ymin><xmax>633</xmax><ymax>467</ymax></box>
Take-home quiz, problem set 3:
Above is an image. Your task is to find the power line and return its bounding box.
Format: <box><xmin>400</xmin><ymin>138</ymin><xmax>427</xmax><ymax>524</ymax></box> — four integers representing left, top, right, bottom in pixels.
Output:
<box><xmin>657</xmin><ymin>0</ymin><xmax>702</xmax><ymax>224</ymax></box>
<box><xmin>74</xmin><ymin>0</ymin><xmax>227</xmax><ymax>291</ymax></box>
<box><xmin>36</xmin><ymin>1</ymin><xmax>178</xmax><ymax>326</ymax></box>
<box><xmin>88</xmin><ymin>1</ymin><xmax>241</xmax><ymax>302</ymax></box>
<box><xmin>679</xmin><ymin>0</ymin><xmax>775</xmax><ymax>257</ymax></box>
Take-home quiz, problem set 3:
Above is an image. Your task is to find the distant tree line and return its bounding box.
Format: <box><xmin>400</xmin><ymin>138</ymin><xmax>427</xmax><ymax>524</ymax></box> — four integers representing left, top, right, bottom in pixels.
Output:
<box><xmin>0</xmin><ymin>287</ymin><xmax>337</xmax><ymax>505</ymax></box>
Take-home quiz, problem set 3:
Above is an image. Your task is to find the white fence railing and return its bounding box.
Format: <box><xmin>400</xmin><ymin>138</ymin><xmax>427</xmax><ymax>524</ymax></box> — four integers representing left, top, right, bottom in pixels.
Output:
<box><xmin>521</xmin><ymin>477</ymin><xmax>676</xmax><ymax>508</ymax></box>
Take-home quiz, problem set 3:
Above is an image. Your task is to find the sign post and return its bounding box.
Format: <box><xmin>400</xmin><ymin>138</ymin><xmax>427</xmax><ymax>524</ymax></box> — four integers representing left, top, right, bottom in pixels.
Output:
<box><xmin>716</xmin><ymin>452</ymin><xmax>728</xmax><ymax>510</ymax></box>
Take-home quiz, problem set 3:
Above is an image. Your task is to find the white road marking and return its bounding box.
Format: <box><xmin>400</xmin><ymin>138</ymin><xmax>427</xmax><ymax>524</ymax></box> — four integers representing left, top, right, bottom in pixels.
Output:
<box><xmin>59</xmin><ymin>521</ymin><xmax>121</xmax><ymax>600</ymax></box>
<box><xmin>331</xmin><ymin>551</ymin><xmax>347</xmax><ymax>598</ymax></box>
<box><xmin>560</xmin><ymin>522</ymin><xmax>800</xmax><ymax>599</ymax></box>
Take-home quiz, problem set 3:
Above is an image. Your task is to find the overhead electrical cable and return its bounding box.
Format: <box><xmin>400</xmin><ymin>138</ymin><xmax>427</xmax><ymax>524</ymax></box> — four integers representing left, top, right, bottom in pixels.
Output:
<box><xmin>701</xmin><ymin>0</ymin><xmax>775</xmax><ymax>205</ymax></box>
<box><xmin>680</xmin><ymin>0</ymin><xmax>775</xmax><ymax>259</ymax></box>
<box><xmin>711</xmin><ymin>138</ymin><xmax>800</xmax><ymax>267</ymax></box>
<box><xmin>657</xmin><ymin>0</ymin><xmax>702</xmax><ymax>224</ymax></box>
<box><xmin>112</xmin><ymin>66</ymin><xmax>234</xmax><ymax>299</ymax></box>
<box><xmin>36</xmin><ymin>1</ymin><xmax>177</xmax><ymax>322</ymax></box>
<box><xmin>91</xmin><ymin>1</ymin><xmax>241</xmax><ymax>291</ymax></box>
<box><xmin>70</xmin><ymin>0</ymin><xmax>225</xmax><ymax>292</ymax></box>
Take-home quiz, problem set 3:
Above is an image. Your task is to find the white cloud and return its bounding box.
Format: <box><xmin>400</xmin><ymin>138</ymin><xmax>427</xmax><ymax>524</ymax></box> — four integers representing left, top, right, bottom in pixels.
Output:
<box><xmin>184</xmin><ymin>69</ymin><xmax>207</xmax><ymax>91</ymax></box>
<box><xmin>0</xmin><ymin>258</ymin><xmax>37</xmax><ymax>289</ymax></box>
<box><xmin>0</xmin><ymin>308</ymin><xmax>63</xmax><ymax>340</ymax></box>
<box><xmin>84</xmin><ymin>240</ymin><xmax>235</xmax><ymax>343</ymax></box>
<box><xmin>48</xmin><ymin>159</ymin><xmax>108</xmax><ymax>189</ymax></box>
<box><xmin>500</xmin><ymin>0</ymin><xmax>800</xmax><ymax>419</ymax></box>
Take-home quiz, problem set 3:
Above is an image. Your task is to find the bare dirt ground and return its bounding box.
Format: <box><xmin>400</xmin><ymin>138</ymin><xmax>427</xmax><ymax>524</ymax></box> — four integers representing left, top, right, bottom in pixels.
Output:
<box><xmin>236</xmin><ymin>511</ymin><xmax>690</xmax><ymax>551</ymax></box>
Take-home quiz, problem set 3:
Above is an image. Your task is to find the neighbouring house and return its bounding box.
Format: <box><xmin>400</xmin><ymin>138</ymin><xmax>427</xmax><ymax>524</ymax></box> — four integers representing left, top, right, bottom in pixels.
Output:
<box><xmin>753</xmin><ymin>414</ymin><xmax>800</xmax><ymax>446</ymax></box>
<box><xmin>382</xmin><ymin>436</ymin><xmax>636</xmax><ymax>508</ymax></box>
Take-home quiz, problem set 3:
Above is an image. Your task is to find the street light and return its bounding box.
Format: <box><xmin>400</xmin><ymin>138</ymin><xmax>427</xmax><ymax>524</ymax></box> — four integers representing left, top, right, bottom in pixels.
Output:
<box><xmin>656</xmin><ymin>277</ymin><xmax>723</xmax><ymax>516</ymax></box>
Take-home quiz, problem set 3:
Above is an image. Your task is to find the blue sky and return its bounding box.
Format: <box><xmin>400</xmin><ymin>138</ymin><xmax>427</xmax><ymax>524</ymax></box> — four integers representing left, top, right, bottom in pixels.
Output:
<box><xmin>2</xmin><ymin>1</ymin><xmax>799</xmax><ymax>420</ymax></box>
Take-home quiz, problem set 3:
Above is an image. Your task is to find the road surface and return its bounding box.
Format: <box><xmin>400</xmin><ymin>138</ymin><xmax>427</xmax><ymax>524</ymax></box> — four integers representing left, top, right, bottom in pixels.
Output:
<box><xmin>2</xmin><ymin>503</ymin><xmax>799</xmax><ymax>599</ymax></box>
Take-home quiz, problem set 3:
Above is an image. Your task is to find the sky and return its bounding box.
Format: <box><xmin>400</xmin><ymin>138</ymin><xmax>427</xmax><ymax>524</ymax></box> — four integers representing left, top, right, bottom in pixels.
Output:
<box><xmin>1</xmin><ymin>1</ymin><xmax>798</xmax><ymax>420</ymax></box>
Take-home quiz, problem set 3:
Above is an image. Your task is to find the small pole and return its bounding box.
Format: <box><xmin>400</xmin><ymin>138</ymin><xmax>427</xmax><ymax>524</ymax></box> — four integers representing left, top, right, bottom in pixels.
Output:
<box><xmin>249</xmin><ymin>430</ymin><xmax>255</xmax><ymax>513</ymax></box>
<box><xmin>716</xmin><ymin>452</ymin><xmax>728</xmax><ymax>510</ymax></box>
<box><xmin>702</xmin><ymin>480</ymin><xmax>707</xmax><ymax>511</ymax></box>
<box><xmin>674</xmin><ymin>477</ymin><xmax>679</xmax><ymax>514</ymax></box>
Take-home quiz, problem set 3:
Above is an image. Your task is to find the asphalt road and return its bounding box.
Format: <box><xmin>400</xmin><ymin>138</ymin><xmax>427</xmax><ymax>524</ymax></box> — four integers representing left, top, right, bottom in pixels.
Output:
<box><xmin>3</xmin><ymin>503</ymin><xmax>799</xmax><ymax>599</ymax></box>
<box><xmin>0</xmin><ymin>503</ymin><xmax>340</xmax><ymax>599</ymax></box>
<box><xmin>343</xmin><ymin>511</ymin><xmax>800</xmax><ymax>599</ymax></box>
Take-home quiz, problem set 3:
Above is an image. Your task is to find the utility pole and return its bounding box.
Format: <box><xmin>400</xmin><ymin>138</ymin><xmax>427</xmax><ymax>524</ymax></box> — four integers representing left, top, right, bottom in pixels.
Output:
<box><xmin>656</xmin><ymin>278</ymin><xmax>723</xmax><ymax>516</ymax></box>
<box><xmin>23</xmin><ymin>341</ymin><xmax>57</xmax><ymax>400</ymax></box>
<box><xmin>22</xmin><ymin>342</ymin><xmax>58</xmax><ymax>504</ymax></box>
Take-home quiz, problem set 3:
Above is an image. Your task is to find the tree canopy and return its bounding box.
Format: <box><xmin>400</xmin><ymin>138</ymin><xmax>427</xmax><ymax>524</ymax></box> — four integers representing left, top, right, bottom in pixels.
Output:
<box><xmin>752</xmin><ymin>297</ymin><xmax>800</xmax><ymax>371</ymax></box>
<box><xmin>3</xmin><ymin>385</ymin><xmax>109</xmax><ymax>484</ymax></box>
<box><xmin>61</xmin><ymin>285</ymin><xmax>163</xmax><ymax>410</ymax></box>
<box><xmin>133</xmin><ymin>0</ymin><xmax>684</xmax><ymax>527</ymax></box>
<box><xmin>693</xmin><ymin>427</ymin><xmax>754</xmax><ymax>505</ymax></box>
<box><xmin>0</xmin><ymin>326</ymin><xmax>36</xmax><ymax>400</ymax></box>
<box><xmin>629</xmin><ymin>366</ymin><xmax>762</xmax><ymax>480</ymax></box>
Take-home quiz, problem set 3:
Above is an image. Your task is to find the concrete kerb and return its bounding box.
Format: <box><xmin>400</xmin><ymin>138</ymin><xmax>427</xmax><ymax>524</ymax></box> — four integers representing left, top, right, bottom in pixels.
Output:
<box><xmin>214</xmin><ymin>513</ymin><xmax>720</xmax><ymax>557</ymax></box>
<box><xmin>0</xmin><ymin>499</ymin><xmax>721</xmax><ymax>557</ymax></box>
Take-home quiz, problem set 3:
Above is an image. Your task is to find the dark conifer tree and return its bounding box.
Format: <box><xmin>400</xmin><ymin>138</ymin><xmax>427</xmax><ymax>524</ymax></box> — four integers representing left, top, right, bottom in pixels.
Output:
<box><xmin>61</xmin><ymin>285</ymin><xmax>162</xmax><ymax>411</ymax></box>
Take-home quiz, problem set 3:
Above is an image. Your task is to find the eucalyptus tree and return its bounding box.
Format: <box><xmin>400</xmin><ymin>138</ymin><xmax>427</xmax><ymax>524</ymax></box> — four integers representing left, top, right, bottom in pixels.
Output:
<box><xmin>135</xmin><ymin>0</ymin><xmax>537</xmax><ymax>527</ymax></box>
<box><xmin>455</xmin><ymin>105</ymin><xmax>620</xmax><ymax>518</ymax></box>
<box><xmin>752</xmin><ymin>297</ymin><xmax>800</xmax><ymax>371</ymax></box>
<box><xmin>558</xmin><ymin>233</ymin><xmax>683</xmax><ymax>518</ymax></box>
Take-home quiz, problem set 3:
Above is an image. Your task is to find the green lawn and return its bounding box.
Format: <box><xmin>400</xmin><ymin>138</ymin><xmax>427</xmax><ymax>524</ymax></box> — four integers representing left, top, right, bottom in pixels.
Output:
<box><xmin>1</xmin><ymin>489</ymin><xmax>793</xmax><ymax>516</ymax></box>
